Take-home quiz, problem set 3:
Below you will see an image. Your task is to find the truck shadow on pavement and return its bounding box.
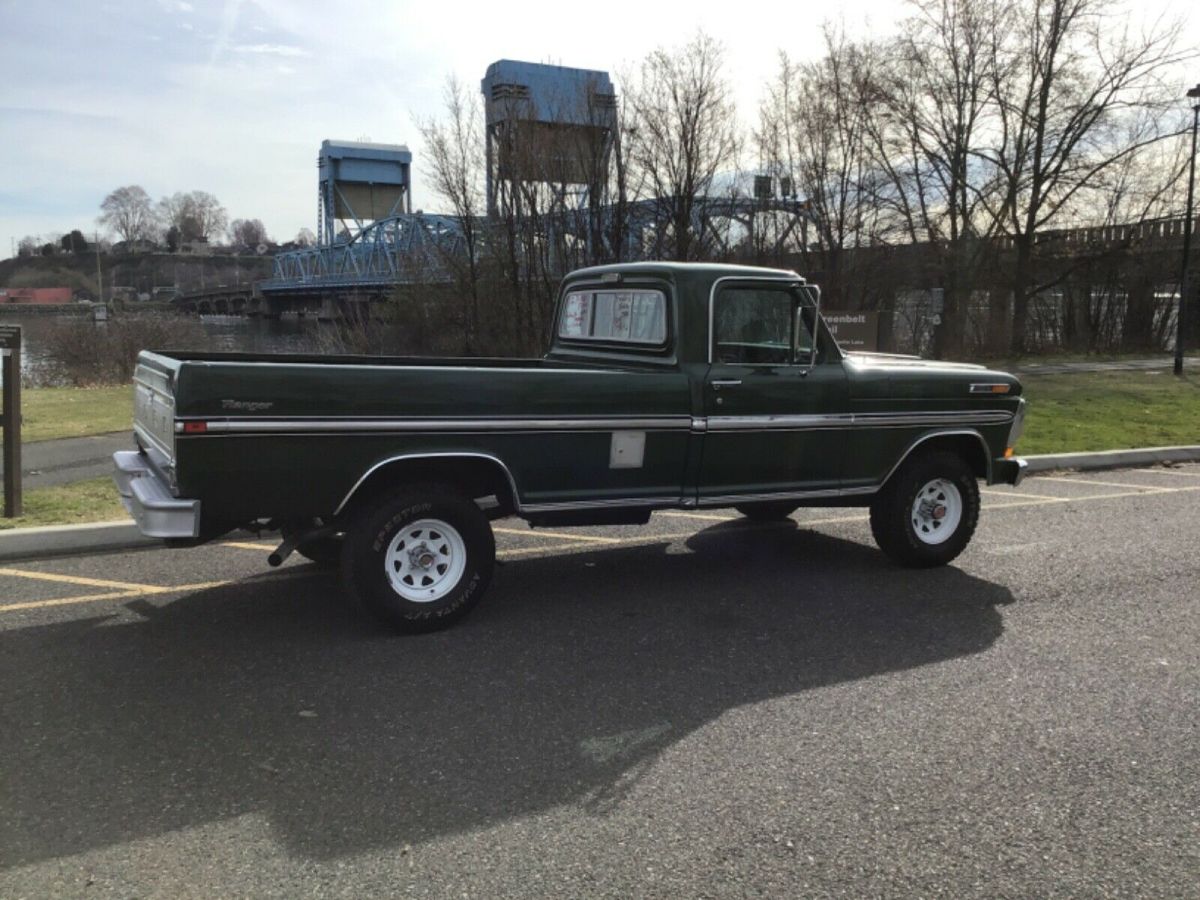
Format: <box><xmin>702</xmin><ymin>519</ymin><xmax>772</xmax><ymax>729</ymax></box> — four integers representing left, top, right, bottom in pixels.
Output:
<box><xmin>0</xmin><ymin>524</ymin><xmax>1013</xmax><ymax>867</ymax></box>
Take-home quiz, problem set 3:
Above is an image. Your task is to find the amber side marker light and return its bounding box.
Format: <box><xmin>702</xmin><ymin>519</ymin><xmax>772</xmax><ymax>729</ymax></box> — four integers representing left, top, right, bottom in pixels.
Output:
<box><xmin>969</xmin><ymin>383</ymin><xmax>1012</xmax><ymax>395</ymax></box>
<box><xmin>182</xmin><ymin>421</ymin><xmax>208</xmax><ymax>434</ymax></box>
<box><xmin>1004</xmin><ymin>448</ymin><xmax>1015</xmax><ymax>458</ymax></box>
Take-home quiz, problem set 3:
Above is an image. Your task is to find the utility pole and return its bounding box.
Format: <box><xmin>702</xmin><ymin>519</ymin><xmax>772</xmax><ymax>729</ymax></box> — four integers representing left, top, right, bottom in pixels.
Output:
<box><xmin>1175</xmin><ymin>84</ymin><xmax>1200</xmax><ymax>376</ymax></box>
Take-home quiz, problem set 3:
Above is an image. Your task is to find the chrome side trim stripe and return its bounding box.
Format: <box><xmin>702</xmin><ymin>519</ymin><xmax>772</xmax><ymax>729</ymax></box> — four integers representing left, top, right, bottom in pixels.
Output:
<box><xmin>179</xmin><ymin>409</ymin><xmax>1012</xmax><ymax>436</ymax></box>
<box><xmin>697</xmin><ymin>485</ymin><xmax>877</xmax><ymax>506</ymax></box>
<box><xmin>520</xmin><ymin>496</ymin><xmax>681</xmax><ymax>513</ymax></box>
<box><xmin>334</xmin><ymin>452</ymin><xmax>522</xmax><ymax>516</ymax></box>
<box><xmin>706</xmin><ymin>410</ymin><xmax>1013</xmax><ymax>431</ymax></box>
<box><xmin>196</xmin><ymin>416</ymin><xmax>693</xmax><ymax>434</ymax></box>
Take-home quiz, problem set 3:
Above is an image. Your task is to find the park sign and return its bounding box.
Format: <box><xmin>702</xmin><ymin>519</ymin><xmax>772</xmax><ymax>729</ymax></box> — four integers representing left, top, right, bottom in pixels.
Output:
<box><xmin>1</xmin><ymin>324</ymin><xmax>19</xmax><ymax>516</ymax></box>
<box><xmin>824</xmin><ymin>312</ymin><xmax>879</xmax><ymax>351</ymax></box>
<box><xmin>0</xmin><ymin>324</ymin><xmax>19</xmax><ymax>352</ymax></box>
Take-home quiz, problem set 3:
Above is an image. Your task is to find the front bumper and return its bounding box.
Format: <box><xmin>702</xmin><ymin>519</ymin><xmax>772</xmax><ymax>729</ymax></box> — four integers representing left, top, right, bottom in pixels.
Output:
<box><xmin>993</xmin><ymin>456</ymin><xmax>1028</xmax><ymax>487</ymax></box>
<box><xmin>113</xmin><ymin>450</ymin><xmax>200</xmax><ymax>539</ymax></box>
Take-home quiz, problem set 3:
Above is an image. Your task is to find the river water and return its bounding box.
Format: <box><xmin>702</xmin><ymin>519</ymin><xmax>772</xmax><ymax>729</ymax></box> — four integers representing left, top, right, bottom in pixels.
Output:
<box><xmin>7</xmin><ymin>313</ymin><xmax>325</xmax><ymax>383</ymax></box>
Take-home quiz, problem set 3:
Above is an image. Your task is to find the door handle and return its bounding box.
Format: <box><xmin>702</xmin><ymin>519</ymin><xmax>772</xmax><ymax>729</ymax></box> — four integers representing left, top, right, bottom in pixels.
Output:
<box><xmin>711</xmin><ymin>380</ymin><xmax>742</xmax><ymax>389</ymax></box>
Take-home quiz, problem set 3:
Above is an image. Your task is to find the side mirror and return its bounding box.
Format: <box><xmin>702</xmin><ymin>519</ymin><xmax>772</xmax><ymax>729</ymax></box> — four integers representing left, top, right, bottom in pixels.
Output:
<box><xmin>793</xmin><ymin>285</ymin><xmax>821</xmax><ymax>372</ymax></box>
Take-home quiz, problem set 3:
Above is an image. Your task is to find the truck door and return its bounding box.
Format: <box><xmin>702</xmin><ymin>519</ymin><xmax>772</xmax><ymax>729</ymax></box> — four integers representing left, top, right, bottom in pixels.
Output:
<box><xmin>697</xmin><ymin>280</ymin><xmax>848</xmax><ymax>503</ymax></box>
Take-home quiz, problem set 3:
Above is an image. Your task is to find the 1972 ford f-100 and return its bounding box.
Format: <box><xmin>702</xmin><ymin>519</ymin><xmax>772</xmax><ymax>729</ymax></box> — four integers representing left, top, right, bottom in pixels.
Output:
<box><xmin>114</xmin><ymin>262</ymin><xmax>1026</xmax><ymax>632</ymax></box>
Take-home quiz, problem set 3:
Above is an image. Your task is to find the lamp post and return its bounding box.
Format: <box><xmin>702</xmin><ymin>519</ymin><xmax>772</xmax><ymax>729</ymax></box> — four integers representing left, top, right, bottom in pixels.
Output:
<box><xmin>1175</xmin><ymin>84</ymin><xmax>1200</xmax><ymax>376</ymax></box>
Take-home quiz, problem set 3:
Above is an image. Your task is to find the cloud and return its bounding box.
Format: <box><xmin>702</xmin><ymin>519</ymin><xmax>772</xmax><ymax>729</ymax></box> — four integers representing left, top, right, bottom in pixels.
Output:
<box><xmin>232</xmin><ymin>43</ymin><xmax>307</xmax><ymax>57</ymax></box>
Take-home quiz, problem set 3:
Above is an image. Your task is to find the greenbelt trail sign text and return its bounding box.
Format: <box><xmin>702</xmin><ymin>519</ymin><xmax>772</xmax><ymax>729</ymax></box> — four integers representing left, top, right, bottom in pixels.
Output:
<box><xmin>823</xmin><ymin>312</ymin><xmax>879</xmax><ymax>352</ymax></box>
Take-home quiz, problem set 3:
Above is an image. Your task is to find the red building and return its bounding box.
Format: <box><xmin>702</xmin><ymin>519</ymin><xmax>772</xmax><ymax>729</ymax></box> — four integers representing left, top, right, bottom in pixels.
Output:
<box><xmin>0</xmin><ymin>287</ymin><xmax>72</xmax><ymax>304</ymax></box>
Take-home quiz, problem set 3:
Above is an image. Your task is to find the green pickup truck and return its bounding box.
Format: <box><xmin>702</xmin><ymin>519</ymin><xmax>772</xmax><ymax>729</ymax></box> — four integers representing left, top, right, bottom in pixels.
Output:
<box><xmin>114</xmin><ymin>262</ymin><xmax>1026</xmax><ymax>632</ymax></box>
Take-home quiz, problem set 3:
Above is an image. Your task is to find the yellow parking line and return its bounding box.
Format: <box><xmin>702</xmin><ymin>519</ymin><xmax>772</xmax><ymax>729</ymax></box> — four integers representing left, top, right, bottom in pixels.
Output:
<box><xmin>4</xmin><ymin>478</ymin><xmax>1193</xmax><ymax>615</ymax></box>
<box><xmin>658</xmin><ymin>511</ymin><xmax>737</xmax><ymax>522</ymax></box>
<box><xmin>223</xmin><ymin>541</ymin><xmax>275</xmax><ymax>552</ymax></box>
<box><xmin>1034</xmin><ymin>475</ymin><xmax>1174</xmax><ymax>492</ymax></box>
<box><xmin>0</xmin><ymin>590</ymin><xmax>143</xmax><ymax>613</ymax></box>
<box><xmin>0</xmin><ymin>579</ymin><xmax>230</xmax><ymax>614</ymax></box>
<box><xmin>0</xmin><ymin>567</ymin><xmax>163</xmax><ymax>593</ymax></box>
<box><xmin>983</xmin><ymin>500</ymin><xmax>1066</xmax><ymax>511</ymax></box>
<box><xmin>492</xmin><ymin>527</ymin><xmax>622</xmax><ymax>544</ymax></box>
<box><xmin>796</xmin><ymin>514</ymin><xmax>868</xmax><ymax>527</ymax></box>
<box><xmin>981</xmin><ymin>488</ymin><xmax>1069</xmax><ymax>502</ymax></box>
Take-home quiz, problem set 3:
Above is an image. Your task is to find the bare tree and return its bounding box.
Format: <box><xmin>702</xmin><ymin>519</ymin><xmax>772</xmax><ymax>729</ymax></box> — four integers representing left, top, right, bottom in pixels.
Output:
<box><xmin>978</xmin><ymin>0</ymin><xmax>1186</xmax><ymax>353</ymax></box>
<box><xmin>757</xmin><ymin>30</ymin><xmax>883</xmax><ymax>305</ymax></box>
<box><xmin>157</xmin><ymin>190</ymin><xmax>229</xmax><ymax>243</ymax></box>
<box><xmin>228</xmin><ymin>218</ymin><xmax>270</xmax><ymax>247</ymax></box>
<box><xmin>624</xmin><ymin>32</ymin><xmax>740</xmax><ymax>261</ymax></box>
<box><xmin>295</xmin><ymin>227</ymin><xmax>316</xmax><ymax>247</ymax></box>
<box><xmin>98</xmin><ymin>185</ymin><xmax>155</xmax><ymax>243</ymax></box>
<box><xmin>869</xmin><ymin>0</ymin><xmax>1005</xmax><ymax>356</ymax></box>
<box><xmin>418</xmin><ymin>77</ymin><xmax>488</xmax><ymax>353</ymax></box>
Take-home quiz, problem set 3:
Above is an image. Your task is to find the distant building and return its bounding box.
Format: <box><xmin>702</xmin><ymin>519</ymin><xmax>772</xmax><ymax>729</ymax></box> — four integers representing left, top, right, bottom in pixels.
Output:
<box><xmin>111</xmin><ymin>238</ymin><xmax>159</xmax><ymax>255</ymax></box>
<box><xmin>180</xmin><ymin>238</ymin><xmax>211</xmax><ymax>256</ymax></box>
<box><xmin>0</xmin><ymin>287</ymin><xmax>72</xmax><ymax>304</ymax></box>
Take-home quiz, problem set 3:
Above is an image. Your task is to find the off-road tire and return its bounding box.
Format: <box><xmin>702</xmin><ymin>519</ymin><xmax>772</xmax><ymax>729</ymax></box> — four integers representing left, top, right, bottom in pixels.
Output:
<box><xmin>341</xmin><ymin>484</ymin><xmax>495</xmax><ymax>633</ymax></box>
<box><xmin>734</xmin><ymin>501</ymin><xmax>799</xmax><ymax>521</ymax></box>
<box><xmin>869</xmin><ymin>450</ymin><xmax>980</xmax><ymax>568</ymax></box>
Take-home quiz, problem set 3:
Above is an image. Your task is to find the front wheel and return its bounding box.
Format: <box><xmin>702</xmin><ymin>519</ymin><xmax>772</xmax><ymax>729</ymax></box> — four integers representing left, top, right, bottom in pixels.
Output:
<box><xmin>869</xmin><ymin>450</ymin><xmax>980</xmax><ymax>568</ymax></box>
<box><xmin>342</xmin><ymin>484</ymin><xmax>495</xmax><ymax>633</ymax></box>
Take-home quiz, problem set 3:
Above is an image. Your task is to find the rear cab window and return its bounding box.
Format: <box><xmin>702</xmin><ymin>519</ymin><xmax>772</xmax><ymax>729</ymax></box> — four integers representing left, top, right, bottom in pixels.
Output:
<box><xmin>558</xmin><ymin>289</ymin><xmax>668</xmax><ymax>346</ymax></box>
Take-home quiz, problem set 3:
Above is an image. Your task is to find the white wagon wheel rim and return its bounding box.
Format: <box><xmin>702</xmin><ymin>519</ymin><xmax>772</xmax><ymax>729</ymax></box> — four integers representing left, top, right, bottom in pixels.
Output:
<box><xmin>910</xmin><ymin>479</ymin><xmax>963</xmax><ymax>546</ymax></box>
<box><xmin>384</xmin><ymin>518</ymin><xmax>467</xmax><ymax>602</ymax></box>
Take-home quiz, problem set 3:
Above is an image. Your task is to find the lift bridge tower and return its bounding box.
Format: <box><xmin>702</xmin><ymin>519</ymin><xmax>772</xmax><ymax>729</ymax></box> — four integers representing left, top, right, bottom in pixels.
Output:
<box><xmin>317</xmin><ymin>139</ymin><xmax>413</xmax><ymax>245</ymax></box>
<box><xmin>481</xmin><ymin>60</ymin><xmax>618</xmax><ymax>217</ymax></box>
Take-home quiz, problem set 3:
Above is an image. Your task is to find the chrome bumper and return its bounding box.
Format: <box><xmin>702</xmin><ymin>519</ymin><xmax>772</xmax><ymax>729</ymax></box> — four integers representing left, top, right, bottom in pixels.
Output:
<box><xmin>113</xmin><ymin>450</ymin><xmax>200</xmax><ymax>539</ymax></box>
<box><xmin>994</xmin><ymin>456</ymin><xmax>1028</xmax><ymax>487</ymax></box>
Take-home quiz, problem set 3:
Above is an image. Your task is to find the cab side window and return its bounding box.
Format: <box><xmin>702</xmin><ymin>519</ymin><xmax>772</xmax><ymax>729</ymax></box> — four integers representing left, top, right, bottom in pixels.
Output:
<box><xmin>714</xmin><ymin>288</ymin><xmax>793</xmax><ymax>365</ymax></box>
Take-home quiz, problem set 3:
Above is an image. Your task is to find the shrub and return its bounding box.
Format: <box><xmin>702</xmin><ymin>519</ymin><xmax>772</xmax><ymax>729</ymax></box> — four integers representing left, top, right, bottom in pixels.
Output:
<box><xmin>41</xmin><ymin>313</ymin><xmax>210</xmax><ymax>385</ymax></box>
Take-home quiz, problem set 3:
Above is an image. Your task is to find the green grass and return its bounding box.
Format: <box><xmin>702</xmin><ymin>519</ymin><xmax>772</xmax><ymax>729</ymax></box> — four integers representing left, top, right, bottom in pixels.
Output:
<box><xmin>21</xmin><ymin>385</ymin><xmax>132</xmax><ymax>442</ymax></box>
<box><xmin>1018</xmin><ymin>370</ymin><xmax>1200</xmax><ymax>454</ymax></box>
<box><xmin>0</xmin><ymin>477</ymin><xmax>129</xmax><ymax>530</ymax></box>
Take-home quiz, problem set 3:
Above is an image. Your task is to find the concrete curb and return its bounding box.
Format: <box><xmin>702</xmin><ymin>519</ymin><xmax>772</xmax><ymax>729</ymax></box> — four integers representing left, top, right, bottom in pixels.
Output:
<box><xmin>1</xmin><ymin>445</ymin><xmax>1198</xmax><ymax>561</ymax></box>
<box><xmin>1023</xmin><ymin>444</ymin><xmax>1200</xmax><ymax>473</ymax></box>
<box><xmin>0</xmin><ymin>519</ymin><xmax>154</xmax><ymax>562</ymax></box>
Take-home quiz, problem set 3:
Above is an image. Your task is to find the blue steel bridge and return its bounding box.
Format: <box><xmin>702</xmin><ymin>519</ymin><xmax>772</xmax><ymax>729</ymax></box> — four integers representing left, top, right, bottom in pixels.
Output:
<box><xmin>253</xmin><ymin>196</ymin><xmax>817</xmax><ymax>313</ymax></box>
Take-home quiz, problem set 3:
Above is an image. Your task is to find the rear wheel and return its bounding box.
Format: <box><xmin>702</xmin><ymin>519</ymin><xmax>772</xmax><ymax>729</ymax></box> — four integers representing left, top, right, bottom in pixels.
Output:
<box><xmin>341</xmin><ymin>484</ymin><xmax>495</xmax><ymax>633</ymax></box>
<box><xmin>869</xmin><ymin>450</ymin><xmax>979</xmax><ymax>567</ymax></box>
<box><xmin>734</xmin><ymin>501</ymin><xmax>798</xmax><ymax>521</ymax></box>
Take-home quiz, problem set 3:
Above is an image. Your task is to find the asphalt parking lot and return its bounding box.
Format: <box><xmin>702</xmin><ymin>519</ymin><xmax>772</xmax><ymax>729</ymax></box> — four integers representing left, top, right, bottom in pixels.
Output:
<box><xmin>2</xmin><ymin>466</ymin><xmax>1199</xmax><ymax>898</ymax></box>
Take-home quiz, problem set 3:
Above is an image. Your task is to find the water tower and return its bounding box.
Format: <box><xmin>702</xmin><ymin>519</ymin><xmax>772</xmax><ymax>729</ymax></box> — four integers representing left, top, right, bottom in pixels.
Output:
<box><xmin>317</xmin><ymin>139</ymin><xmax>413</xmax><ymax>244</ymax></box>
<box><xmin>480</xmin><ymin>60</ymin><xmax>617</xmax><ymax>216</ymax></box>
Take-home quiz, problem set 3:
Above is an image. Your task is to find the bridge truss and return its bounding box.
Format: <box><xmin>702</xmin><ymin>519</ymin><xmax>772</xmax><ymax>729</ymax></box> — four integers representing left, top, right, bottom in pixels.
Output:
<box><xmin>261</xmin><ymin>197</ymin><xmax>817</xmax><ymax>296</ymax></box>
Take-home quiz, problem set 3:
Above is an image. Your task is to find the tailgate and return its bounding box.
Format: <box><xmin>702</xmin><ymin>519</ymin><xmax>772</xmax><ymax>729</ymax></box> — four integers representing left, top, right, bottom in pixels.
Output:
<box><xmin>133</xmin><ymin>353</ymin><xmax>179</xmax><ymax>462</ymax></box>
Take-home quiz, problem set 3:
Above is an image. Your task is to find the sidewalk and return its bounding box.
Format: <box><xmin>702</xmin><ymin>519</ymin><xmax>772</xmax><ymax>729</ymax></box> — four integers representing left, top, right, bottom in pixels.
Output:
<box><xmin>1</xmin><ymin>432</ymin><xmax>131</xmax><ymax>489</ymax></box>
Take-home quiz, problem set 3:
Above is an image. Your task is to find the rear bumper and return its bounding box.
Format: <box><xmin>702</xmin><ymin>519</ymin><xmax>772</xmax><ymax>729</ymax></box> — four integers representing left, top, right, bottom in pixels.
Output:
<box><xmin>993</xmin><ymin>456</ymin><xmax>1028</xmax><ymax>487</ymax></box>
<box><xmin>113</xmin><ymin>450</ymin><xmax>200</xmax><ymax>539</ymax></box>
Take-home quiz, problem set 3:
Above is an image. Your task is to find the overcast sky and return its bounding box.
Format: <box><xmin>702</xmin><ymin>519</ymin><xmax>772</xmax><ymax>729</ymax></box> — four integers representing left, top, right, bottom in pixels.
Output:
<box><xmin>1</xmin><ymin>0</ymin><xmax>1196</xmax><ymax>257</ymax></box>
